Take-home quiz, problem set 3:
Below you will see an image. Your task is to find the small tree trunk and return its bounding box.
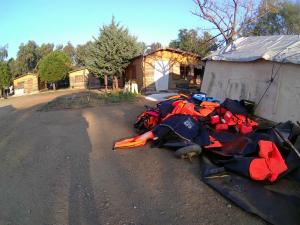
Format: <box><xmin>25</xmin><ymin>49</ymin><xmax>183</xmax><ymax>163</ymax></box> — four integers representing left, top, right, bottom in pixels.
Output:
<box><xmin>227</xmin><ymin>31</ymin><xmax>237</xmax><ymax>44</ymax></box>
<box><xmin>193</xmin><ymin>74</ymin><xmax>197</xmax><ymax>85</ymax></box>
<box><xmin>116</xmin><ymin>77</ymin><xmax>119</xmax><ymax>90</ymax></box>
<box><xmin>112</xmin><ymin>76</ymin><xmax>116</xmax><ymax>90</ymax></box>
<box><xmin>104</xmin><ymin>74</ymin><xmax>108</xmax><ymax>92</ymax></box>
<box><xmin>53</xmin><ymin>83</ymin><xmax>56</xmax><ymax>90</ymax></box>
<box><xmin>113</xmin><ymin>76</ymin><xmax>119</xmax><ymax>91</ymax></box>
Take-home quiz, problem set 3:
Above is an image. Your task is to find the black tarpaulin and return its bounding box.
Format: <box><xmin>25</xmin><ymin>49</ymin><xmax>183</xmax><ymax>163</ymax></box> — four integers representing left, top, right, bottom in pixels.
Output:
<box><xmin>201</xmin><ymin>156</ymin><xmax>300</xmax><ymax>225</ymax></box>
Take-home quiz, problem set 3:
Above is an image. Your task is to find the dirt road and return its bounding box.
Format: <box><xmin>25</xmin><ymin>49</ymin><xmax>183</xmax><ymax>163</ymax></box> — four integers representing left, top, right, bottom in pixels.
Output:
<box><xmin>0</xmin><ymin>91</ymin><xmax>265</xmax><ymax>225</ymax></box>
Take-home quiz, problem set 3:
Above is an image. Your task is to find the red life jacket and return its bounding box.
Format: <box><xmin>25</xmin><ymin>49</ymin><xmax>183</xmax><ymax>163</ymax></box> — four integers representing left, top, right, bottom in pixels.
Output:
<box><xmin>204</xmin><ymin>136</ymin><xmax>222</xmax><ymax>148</ymax></box>
<box><xmin>211</xmin><ymin>109</ymin><xmax>258</xmax><ymax>134</ymax></box>
<box><xmin>249</xmin><ymin>140</ymin><xmax>288</xmax><ymax>182</ymax></box>
<box><xmin>134</xmin><ymin>110</ymin><xmax>160</xmax><ymax>132</ymax></box>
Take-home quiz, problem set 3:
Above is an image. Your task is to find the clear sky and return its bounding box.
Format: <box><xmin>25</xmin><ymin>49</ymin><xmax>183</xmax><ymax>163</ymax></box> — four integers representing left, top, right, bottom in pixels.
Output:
<box><xmin>1</xmin><ymin>0</ymin><xmax>210</xmax><ymax>58</ymax></box>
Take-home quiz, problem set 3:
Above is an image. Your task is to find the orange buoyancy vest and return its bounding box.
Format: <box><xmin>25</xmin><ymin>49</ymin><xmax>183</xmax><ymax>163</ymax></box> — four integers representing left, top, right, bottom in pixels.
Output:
<box><xmin>249</xmin><ymin>140</ymin><xmax>288</xmax><ymax>182</ymax></box>
<box><xmin>113</xmin><ymin>131</ymin><xmax>155</xmax><ymax>150</ymax></box>
<box><xmin>199</xmin><ymin>101</ymin><xmax>220</xmax><ymax>117</ymax></box>
<box><xmin>162</xmin><ymin>100</ymin><xmax>202</xmax><ymax>121</ymax></box>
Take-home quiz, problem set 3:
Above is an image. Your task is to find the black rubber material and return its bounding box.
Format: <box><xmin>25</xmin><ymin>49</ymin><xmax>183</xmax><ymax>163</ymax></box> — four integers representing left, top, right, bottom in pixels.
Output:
<box><xmin>174</xmin><ymin>144</ymin><xmax>202</xmax><ymax>158</ymax></box>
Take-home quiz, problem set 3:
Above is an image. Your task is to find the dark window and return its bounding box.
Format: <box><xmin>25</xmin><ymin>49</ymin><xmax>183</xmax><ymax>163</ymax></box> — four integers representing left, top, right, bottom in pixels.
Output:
<box><xmin>180</xmin><ymin>65</ymin><xmax>190</xmax><ymax>79</ymax></box>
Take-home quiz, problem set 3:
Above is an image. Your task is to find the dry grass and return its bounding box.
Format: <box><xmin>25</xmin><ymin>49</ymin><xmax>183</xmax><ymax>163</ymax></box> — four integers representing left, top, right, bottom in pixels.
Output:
<box><xmin>39</xmin><ymin>91</ymin><xmax>139</xmax><ymax>111</ymax></box>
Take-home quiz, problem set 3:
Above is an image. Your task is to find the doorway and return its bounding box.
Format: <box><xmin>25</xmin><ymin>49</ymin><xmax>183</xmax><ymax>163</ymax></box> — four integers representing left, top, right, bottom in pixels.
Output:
<box><xmin>154</xmin><ymin>60</ymin><xmax>169</xmax><ymax>91</ymax></box>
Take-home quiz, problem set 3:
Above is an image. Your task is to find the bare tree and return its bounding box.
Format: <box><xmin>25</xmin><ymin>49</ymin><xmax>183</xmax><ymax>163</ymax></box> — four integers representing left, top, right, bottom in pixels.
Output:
<box><xmin>192</xmin><ymin>0</ymin><xmax>257</xmax><ymax>44</ymax></box>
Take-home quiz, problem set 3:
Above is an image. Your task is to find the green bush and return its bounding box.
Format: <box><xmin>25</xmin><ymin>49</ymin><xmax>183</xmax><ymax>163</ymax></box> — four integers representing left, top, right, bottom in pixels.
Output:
<box><xmin>103</xmin><ymin>91</ymin><xmax>138</xmax><ymax>103</ymax></box>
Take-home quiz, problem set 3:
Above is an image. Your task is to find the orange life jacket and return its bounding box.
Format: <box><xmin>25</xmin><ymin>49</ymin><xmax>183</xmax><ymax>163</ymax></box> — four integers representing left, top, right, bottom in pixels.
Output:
<box><xmin>249</xmin><ymin>140</ymin><xmax>288</xmax><ymax>182</ymax></box>
<box><xmin>113</xmin><ymin>131</ymin><xmax>155</xmax><ymax>150</ymax></box>
<box><xmin>199</xmin><ymin>101</ymin><xmax>220</xmax><ymax>117</ymax></box>
<box><xmin>162</xmin><ymin>100</ymin><xmax>202</xmax><ymax>121</ymax></box>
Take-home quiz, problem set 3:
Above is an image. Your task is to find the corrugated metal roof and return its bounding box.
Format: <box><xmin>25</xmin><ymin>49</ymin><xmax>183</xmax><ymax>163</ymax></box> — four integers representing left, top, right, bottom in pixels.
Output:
<box><xmin>130</xmin><ymin>47</ymin><xmax>201</xmax><ymax>61</ymax></box>
<box><xmin>14</xmin><ymin>73</ymin><xmax>37</xmax><ymax>80</ymax></box>
<box><xmin>68</xmin><ymin>67</ymin><xmax>87</xmax><ymax>73</ymax></box>
<box><xmin>205</xmin><ymin>35</ymin><xmax>300</xmax><ymax>64</ymax></box>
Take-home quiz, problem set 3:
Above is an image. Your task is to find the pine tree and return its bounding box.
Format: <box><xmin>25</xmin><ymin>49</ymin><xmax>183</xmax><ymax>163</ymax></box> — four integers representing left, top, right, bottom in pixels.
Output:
<box><xmin>0</xmin><ymin>61</ymin><xmax>11</xmax><ymax>97</ymax></box>
<box><xmin>85</xmin><ymin>17</ymin><xmax>143</xmax><ymax>90</ymax></box>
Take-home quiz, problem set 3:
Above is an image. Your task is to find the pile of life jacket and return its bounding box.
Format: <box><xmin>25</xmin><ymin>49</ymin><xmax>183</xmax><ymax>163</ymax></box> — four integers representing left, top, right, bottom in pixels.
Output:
<box><xmin>210</xmin><ymin>105</ymin><xmax>258</xmax><ymax>134</ymax></box>
<box><xmin>114</xmin><ymin>93</ymin><xmax>297</xmax><ymax>183</ymax></box>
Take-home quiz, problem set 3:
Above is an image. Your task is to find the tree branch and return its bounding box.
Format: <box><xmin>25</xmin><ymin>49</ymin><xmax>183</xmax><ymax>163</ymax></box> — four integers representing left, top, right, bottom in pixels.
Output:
<box><xmin>192</xmin><ymin>0</ymin><xmax>261</xmax><ymax>43</ymax></box>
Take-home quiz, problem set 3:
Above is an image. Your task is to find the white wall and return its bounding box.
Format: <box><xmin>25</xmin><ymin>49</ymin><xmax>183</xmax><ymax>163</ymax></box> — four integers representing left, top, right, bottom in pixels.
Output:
<box><xmin>14</xmin><ymin>89</ymin><xmax>25</xmax><ymax>96</ymax></box>
<box><xmin>201</xmin><ymin>60</ymin><xmax>300</xmax><ymax>122</ymax></box>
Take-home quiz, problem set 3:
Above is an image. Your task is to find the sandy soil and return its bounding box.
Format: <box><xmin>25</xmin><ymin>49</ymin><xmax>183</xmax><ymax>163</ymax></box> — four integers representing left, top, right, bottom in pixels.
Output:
<box><xmin>0</xmin><ymin>90</ymin><xmax>265</xmax><ymax>225</ymax></box>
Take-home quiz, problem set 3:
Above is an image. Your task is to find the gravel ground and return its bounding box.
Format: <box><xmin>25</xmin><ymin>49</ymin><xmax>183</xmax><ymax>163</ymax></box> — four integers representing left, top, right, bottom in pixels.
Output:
<box><xmin>0</xmin><ymin>90</ymin><xmax>266</xmax><ymax>225</ymax></box>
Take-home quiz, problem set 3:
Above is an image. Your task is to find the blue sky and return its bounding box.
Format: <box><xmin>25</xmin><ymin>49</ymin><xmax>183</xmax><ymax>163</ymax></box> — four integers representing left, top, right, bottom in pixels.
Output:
<box><xmin>1</xmin><ymin>0</ymin><xmax>210</xmax><ymax>58</ymax></box>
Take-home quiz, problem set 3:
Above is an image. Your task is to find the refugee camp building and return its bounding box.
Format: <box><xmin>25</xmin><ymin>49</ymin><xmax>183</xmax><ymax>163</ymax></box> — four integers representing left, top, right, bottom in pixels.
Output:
<box><xmin>68</xmin><ymin>68</ymin><xmax>100</xmax><ymax>89</ymax></box>
<box><xmin>124</xmin><ymin>48</ymin><xmax>203</xmax><ymax>92</ymax></box>
<box><xmin>13</xmin><ymin>73</ymin><xmax>46</xmax><ymax>96</ymax></box>
<box><xmin>201</xmin><ymin>35</ymin><xmax>300</xmax><ymax>122</ymax></box>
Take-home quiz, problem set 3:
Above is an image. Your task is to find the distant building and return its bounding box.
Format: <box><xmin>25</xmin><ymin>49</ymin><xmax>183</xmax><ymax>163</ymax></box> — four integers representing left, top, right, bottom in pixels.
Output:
<box><xmin>124</xmin><ymin>48</ymin><xmax>203</xmax><ymax>92</ymax></box>
<box><xmin>13</xmin><ymin>73</ymin><xmax>47</xmax><ymax>96</ymax></box>
<box><xmin>202</xmin><ymin>35</ymin><xmax>300</xmax><ymax>122</ymax></box>
<box><xmin>68</xmin><ymin>68</ymin><xmax>100</xmax><ymax>89</ymax></box>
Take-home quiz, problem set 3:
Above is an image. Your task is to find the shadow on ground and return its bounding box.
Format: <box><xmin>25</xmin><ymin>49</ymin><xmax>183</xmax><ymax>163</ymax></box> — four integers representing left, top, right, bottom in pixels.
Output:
<box><xmin>0</xmin><ymin>92</ymin><xmax>265</xmax><ymax>225</ymax></box>
<box><xmin>0</xmin><ymin>94</ymin><xmax>101</xmax><ymax>225</ymax></box>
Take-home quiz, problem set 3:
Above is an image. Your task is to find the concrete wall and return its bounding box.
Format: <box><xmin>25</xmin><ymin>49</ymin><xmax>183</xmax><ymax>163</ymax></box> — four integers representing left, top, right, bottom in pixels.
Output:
<box><xmin>169</xmin><ymin>62</ymin><xmax>180</xmax><ymax>89</ymax></box>
<box><xmin>201</xmin><ymin>60</ymin><xmax>300</xmax><ymax>122</ymax></box>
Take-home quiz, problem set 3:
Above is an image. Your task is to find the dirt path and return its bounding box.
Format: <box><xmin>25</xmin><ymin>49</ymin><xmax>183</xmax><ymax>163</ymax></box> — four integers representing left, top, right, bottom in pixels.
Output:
<box><xmin>0</xmin><ymin>91</ymin><xmax>265</xmax><ymax>225</ymax></box>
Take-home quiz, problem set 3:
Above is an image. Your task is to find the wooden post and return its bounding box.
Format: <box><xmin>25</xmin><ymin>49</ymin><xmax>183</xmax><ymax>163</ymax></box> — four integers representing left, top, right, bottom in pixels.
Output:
<box><xmin>112</xmin><ymin>76</ymin><xmax>116</xmax><ymax>90</ymax></box>
<box><xmin>112</xmin><ymin>75</ymin><xmax>119</xmax><ymax>91</ymax></box>
<box><xmin>190</xmin><ymin>65</ymin><xmax>196</xmax><ymax>85</ymax></box>
<box><xmin>115</xmin><ymin>76</ymin><xmax>119</xmax><ymax>90</ymax></box>
<box><xmin>104</xmin><ymin>74</ymin><xmax>108</xmax><ymax>92</ymax></box>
